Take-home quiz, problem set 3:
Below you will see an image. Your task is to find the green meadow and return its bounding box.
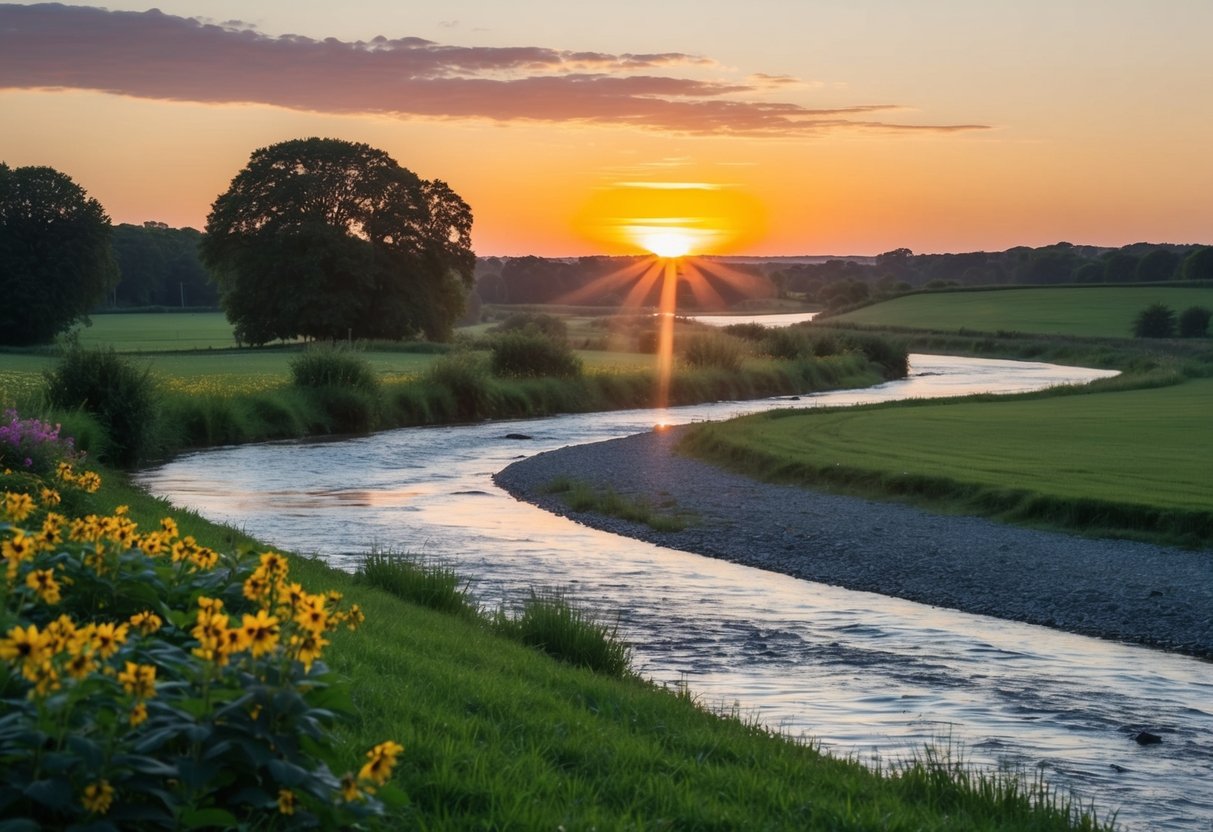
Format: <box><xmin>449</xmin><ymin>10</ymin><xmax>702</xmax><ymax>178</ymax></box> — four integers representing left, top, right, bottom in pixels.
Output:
<box><xmin>830</xmin><ymin>286</ymin><xmax>1213</xmax><ymax>337</ymax></box>
<box><xmin>682</xmin><ymin>376</ymin><xmax>1213</xmax><ymax>546</ymax></box>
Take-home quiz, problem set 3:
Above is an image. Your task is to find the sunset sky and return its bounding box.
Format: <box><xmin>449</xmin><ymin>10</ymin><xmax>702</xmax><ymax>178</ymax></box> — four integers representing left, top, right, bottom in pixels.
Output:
<box><xmin>2</xmin><ymin>1</ymin><xmax>1211</xmax><ymax>256</ymax></box>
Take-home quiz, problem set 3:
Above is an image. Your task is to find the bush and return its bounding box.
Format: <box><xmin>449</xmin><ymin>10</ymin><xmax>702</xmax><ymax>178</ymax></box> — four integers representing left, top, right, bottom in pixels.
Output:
<box><xmin>423</xmin><ymin>351</ymin><xmax>494</xmax><ymax>421</ymax></box>
<box><xmin>289</xmin><ymin>345</ymin><xmax>380</xmax><ymax>394</ymax></box>
<box><xmin>681</xmin><ymin>332</ymin><xmax>748</xmax><ymax>371</ymax></box>
<box><xmin>1133</xmin><ymin>303</ymin><xmax>1177</xmax><ymax>338</ymax></box>
<box><xmin>720</xmin><ymin>322</ymin><xmax>769</xmax><ymax>342</ymax></box>
<box><xmin>760</xmin><ymin>328</ymin><xmax>814</xmax><ymax>360</ymax></box>
<box><xmin>490</xmin><ymin>331</ymin><xmax>582</xmax><ymax>379</ymax></box>
<box><xmin>490</xmin><ymin>312</ymin><xmax>569</xmax><ymax>342</ymax></box>
<box><xmin>839</xmin><ymin>332</ymin><xmax>909</xmax><ymax>379</ymax></box>
<box><xmin>1178</xmin><ymin>306</ymin><xmax>1211</xmax><ymax>338</ymax></box>
<box><xmin>0</xmin><ymin>470</ymin><xmax>400</xmax><ymax>828</ymax></box>
<box><xmin>491</xmin><ymin>590</ymin><xmax>631</xmax><ymax>678</ymax></box>
<box><xmin>44</xmin><ymin>346</ymin><xmax>158</xmax><ymax>467</ymax></box>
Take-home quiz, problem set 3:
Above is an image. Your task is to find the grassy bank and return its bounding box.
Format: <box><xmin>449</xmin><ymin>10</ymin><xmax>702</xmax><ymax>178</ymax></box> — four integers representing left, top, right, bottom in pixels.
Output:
<box><xmin>681</xmin><ymin>376</ymin><xmax>1213</xmax><ymax>548</ymax></box>
<box><xmin>826</xmin><ymin>285</ymin><xmax>1213</xmax><ymax>338</ymax></box>
<box><xmin>87</xmin><ymin>468</ymin><xmax>1110</xmax><ymax>830</ymax></box>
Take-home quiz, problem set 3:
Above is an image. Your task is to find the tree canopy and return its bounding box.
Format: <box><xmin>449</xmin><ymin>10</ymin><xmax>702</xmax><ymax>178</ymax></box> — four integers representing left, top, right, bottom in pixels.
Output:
<box><xmin>201</xmin><ymin>138</ymin><xmax>474</xmax><ymax>345</ymax></box>
<box><xmin>0</xmin><ymin>163</ymin><xmax>116</xmax><ymax>345</ymax></box>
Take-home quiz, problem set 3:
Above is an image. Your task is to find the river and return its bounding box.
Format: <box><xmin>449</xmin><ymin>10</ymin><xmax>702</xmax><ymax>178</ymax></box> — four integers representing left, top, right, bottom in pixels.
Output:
<box><xmin>136</xmin><ymin>348</ymin><xmax>1211</xmax><ymax>831</ymax></box>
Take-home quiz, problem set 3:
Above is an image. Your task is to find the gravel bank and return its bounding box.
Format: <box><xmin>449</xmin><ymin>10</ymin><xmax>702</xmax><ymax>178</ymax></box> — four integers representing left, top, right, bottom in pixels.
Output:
<box><xmin>494</xmin><ymin>426</ymin><xmax>1213</xmax><ymax>660</ymax></box>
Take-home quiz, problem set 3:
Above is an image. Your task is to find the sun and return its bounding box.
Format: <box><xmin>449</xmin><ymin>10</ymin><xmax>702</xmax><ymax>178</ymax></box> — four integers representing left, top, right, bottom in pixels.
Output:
<box><xmin>632</xmin><ymin>227</ymin><xmax>697</xmax><ymax>259</ymax></box>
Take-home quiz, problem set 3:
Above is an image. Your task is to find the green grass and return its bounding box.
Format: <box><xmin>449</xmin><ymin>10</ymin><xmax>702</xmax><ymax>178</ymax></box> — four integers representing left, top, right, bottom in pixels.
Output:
<box><xmin>546</xmin><ymin>476</ymin><xmax>694</xmax><ymax>532</ymax></box>
<box><xmin>90</xmin><ymin>468</ymin><xmax>1109</xmax><ymax>831</ymax></box>
<box><xmin>76</xmin><ymin>311</ymin><xmax>245</xmax><ymax>350</ymax></box>
<box><xmin>831</xmin><ymin>286</ymin><xmax>1213</xmax><ymax>338</ymax></box>
<box><xmin>682</xmin><ymin>377</ymin><xmax>1213</xmax><ymax>547</ymax></box>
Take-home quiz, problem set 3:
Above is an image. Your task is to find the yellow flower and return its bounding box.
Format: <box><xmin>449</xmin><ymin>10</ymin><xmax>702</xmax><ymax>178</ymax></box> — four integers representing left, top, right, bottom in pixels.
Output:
<box><xmin>114</xmin><ymin>504</ymin><xmax>129</xmax><ymax>516</ymax></box>
<box><xmin>3</xmin><ymin>491</ymin><xmax>35</xmax><ymax>522</ymax></box>
<box><xmin>130</xmin><ymin>701</ymin><xmax>149</xmax><ymax>726</ymax></box>
<box><xmin>197</xmin><ymin>596</ymin><xmax>224</xmax><ymax>613</ymax></box>
<box><xmin>159</xmin><ymin>517</ymin><xmax>178</xmax><ymax>538</ymax></box>
<box><xmin>129</xmin><ymin>610</ymin><xmax>163</xmax><ymax>635</ymax></box>
<box><xmin>25</xmin><ymin>568</ymin><xmax>62</xmax><ymax>605</ymax></box>
<box><xmin>259</xmin><ymin>551</ymin><xmax>289</xmax><ymax>579</ymax></box>
<box><xmin>81</xmin><ymin>780</ymin><xmax>114</xmax><ymax>814</ymax></box>
<box><xmin>77</xmin><ymin>471</ymin><xmax>102</xmax><ymax>493</ymax></box>
<box><xmin>64</xmin><ymin>651</ymin><xmax>98</xmax><ymax>680</ymax></box>
<box><xmin>46</xmin><ymin>614</ymin><xmax>79</xmax><ymax>652</ymax></box>
<box><xmin>188</xmin><ymin>546</ymin><xmax>219</xmax><ymax>571</ymax></box>
<box><xmin>242</xmin><ymin>569</ymin><xmax>271</xmax><ymax>604</ymax></box>
<box><xmin>342</xmin><ymin>604</ymin><xmax>366</xmax><ymax>632</ymax></box>
<box><xmin>139</xmin><ymin>531</ymin><xmax>168</xmax><ymax>557</ymax></box>
<box><xmin>89</xmin><ymin>622</ymin><xmax>129</xmax><ymax>659</ymax></box>
<box><xmin>0</xmin><ymin>624</ymin><xmax>51</xmax><ymax>667</ymax></box>
<box><xmin>117</xmin><ymin>661</ymin><xmax>157</xmax><ymax>699</ymax></box>
<box><xmin>339</xmin><ymin>773</ymin><xmax>363</xmax><ymax>802</ymax></box>
<box><xmin>39</xmin><ymin>487</ymin><xmax>61</xmax><ymax>506</ymax></box>
<box><xmin>292</xmin><ymin>632</ymin><xmax>329</xmax><ymax>672</ymax></box>
<box><xmin>277</xmin><ymin>788</ymin><xmax>296</xmax><ymax>815</ymax></box>
<box><xmin>294</xmin><ymin>596</ymin><xmax>329</xmax><ymax>634</ymax></box>
<box><xmin>25</xmin><ymin>660</ymin><xmax>61</xmax><ymax>696</ymax></box>
<box><xmin>2</xmin><ymin>529</ymin><xmax>35</xmax><ymax>564</ymax></box>
<box><xmin>240</xmin><ymin>610</ymin><xmax>280</xmax><ymax>658</ymax></box>
<box><xmin>358</xmin><ymin>740</ymin><xmax>404</xmax><ymax>786</ymax></box>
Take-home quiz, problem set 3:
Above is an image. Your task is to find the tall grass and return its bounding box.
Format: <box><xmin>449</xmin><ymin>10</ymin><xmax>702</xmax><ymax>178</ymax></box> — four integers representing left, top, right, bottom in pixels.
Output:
<box><xmin>491</xmin><ymin>590</ymin><xmax>632</xmax><ymax>677</ymax></box>
<box><xmin>356</xmin><ymin>552</ymin><xmax>479</xmax><ymax>621</ymax></box>
<box><xmin>545</xmin><ymin>476</ymin><xmax>691</xmax><ymax>532</ymax></box>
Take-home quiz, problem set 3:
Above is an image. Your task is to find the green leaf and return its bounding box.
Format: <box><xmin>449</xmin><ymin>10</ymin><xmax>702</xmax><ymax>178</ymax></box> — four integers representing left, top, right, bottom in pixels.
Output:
<box><xmin>179</xmin><ymin>807</ymin><xmax>238</xmax><ymax>829</ymax></box>
<box><xmin>0</xmin><ymin>819</ymin><xmax>41</xmax><ymax>832</ymax></box>
<box><xmin>267</xmin><ymin>758</ymin><xmax>309</xmax><ymax>787</ymax></box>
<box><xmin>23</xmin><ymin>778</ymin><xmax>72</xmax><ymax>808</ymax></box>
<box><xmin>176</xmin><ymin>757</ymin><xmax>219</xmax><ymax>791</ymax></box>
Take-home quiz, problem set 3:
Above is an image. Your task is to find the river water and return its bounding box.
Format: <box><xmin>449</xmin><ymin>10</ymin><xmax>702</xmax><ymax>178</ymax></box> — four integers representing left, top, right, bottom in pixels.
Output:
<box><xmin>137</xmin><ymin>350</ymin><xmax>1211</xmax><ymax>831</ymax></box>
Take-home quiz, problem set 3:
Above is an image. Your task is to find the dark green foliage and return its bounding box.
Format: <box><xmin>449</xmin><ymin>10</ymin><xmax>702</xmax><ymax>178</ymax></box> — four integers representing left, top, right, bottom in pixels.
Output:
<box><xmin>0</xmin><ymin>163</ymin><xmax>118</xmax><ymax>345</ymax></box>
<box><xmin>545</xmin><ymin>477</ymin><xmax>691</xmax><ymax>532</ymax></box>
<box><xmin>491</xmin><ymin>311</ymin><xmax>569</xmax><ymax>342</ymax></box>
<box><xmin>1133</xmin><ymin>303</ymin><xmax>1176</xmax><ymax>338</ymax></box>
<box><xmin>1181</xmin><ymin>246</ymin><xmax>1213</xmax><ymax>281</ymax></box>
<box><xmin>840</xmin><ymin>332</ymin><xmax>910</xmax><ymax>378</ymax></box>
<box><xmin>490</xmin><ymin>331</ymin><xmax>582</xmax><ymax>378</ymax></box>
<box><xmin>720</xmin><ymin>322</ymin><xmax>770</xmax><ymax>342</ymax></box>
<box><xmin>43</xmin><ymin>346</ymin><xmax>158</xmax><ymax>466</ymax></box>
<box><xmin>1179</xmin><ymin>306</ymin><xmax>1211</xmax><ymax>338</ymax></box>
<box><xmin>289</xmin><ymin>345</ymin><xmax>380</xmax><ymax>394</ymax></box>
<box><xmin>422</xmin><ymin>351</ymin><xmax>495</xmax><ymax>421</ymax></box>
<box><xmin>357</xmin><ymin>552</ymin><xmax>478</xmax><ymax>620</ymax></box>
<box><xmin>1135</xmin><ymin>248</ymin><xmax>1179</xmax><ymax>282</ymax></box>
<box><xmin>202</xmin><ymin>138</ymin><xmax>474</xmax><ymax>345</ymax></box>
<box><xmin>111</xmin><ymin>222</ymin><xmax>216</xmax><ymax>307</ymax></box>
<box><xmin>492</xmin><ymin>590</ymin><xmax>632</xmax><ymax>678</ymax></box>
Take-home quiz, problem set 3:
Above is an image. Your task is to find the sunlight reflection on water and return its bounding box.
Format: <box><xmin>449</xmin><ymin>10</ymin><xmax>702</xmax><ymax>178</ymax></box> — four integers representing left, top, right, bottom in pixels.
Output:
<box><xmin>137</xmin><ymin>355</ymin><xmax>1212</xmax><ymax>831</ymax></box>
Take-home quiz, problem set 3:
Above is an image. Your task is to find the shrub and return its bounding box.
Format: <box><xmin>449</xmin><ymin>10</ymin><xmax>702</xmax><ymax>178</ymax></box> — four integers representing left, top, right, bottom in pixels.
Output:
<box><xmin>0</xmin><ymin>470</ymin><xmax>401</xmax><ymax>829</ymax></box>
<box><xmin>681</xmin><ymin>332</ymin><xmax>748</xmax><ymax>371</ymax></box>
<box><xmin>490</xmin><ymin>312</ymin><xmax>569</xmax><ymax>342</ymax></box>
<box><xmin>490</xmin><ymin>331</ymin><xmax>582</xmax><ymax>379</ymax></box>
<box><xmin>1133</xmin><ymin>303</ymin><xmax>1177</xmax><ymax>338</ymax></box>
<box><xmin>839</xmin><ymin>332</ymin><xmax>909</xmax><ymax>379</ymax></box>
<box><xmin>760</xmin><ymin>328</ymin><xmax>814</xmax><ymax>360</ymax></box>
<box><xmin>1178</xmin><ymin>306</ymin><xmax>1211</xmax><ymax>338</ymax></box>
<box><xmin>423</xmin><ymin>351</ymin><xmax>494</xmax><ymax>421</ymax></box>
<box><xmin>44</xmin><ymin>346</ymin><xmax>158</xmax><ymax>467</ymax></box>
<box><xmin>289</xmin><ymin>345</ymin><xmax>380</xmax><ymax>394</ymax></box>
<box><xmin>491</xmin><ymin>590</ymin><xmax>631</xmax><ymax>678</ymax></box>
<box><xmin>721</xmin><ymin>322</ymin><xmax>769</xmax><ymax>342</ymax></box>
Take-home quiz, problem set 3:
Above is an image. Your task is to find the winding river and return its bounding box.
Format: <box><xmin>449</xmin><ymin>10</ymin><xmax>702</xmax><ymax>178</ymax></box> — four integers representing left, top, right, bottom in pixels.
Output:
<box><xmin>137</xmin><ymin>346</ymin><xmax>1211</xmax><ymax>831</ymax></box>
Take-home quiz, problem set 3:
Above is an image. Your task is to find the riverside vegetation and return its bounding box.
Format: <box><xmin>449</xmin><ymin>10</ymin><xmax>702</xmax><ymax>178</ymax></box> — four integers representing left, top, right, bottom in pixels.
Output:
<box><xmin>0</xmin><ymin>311</ymin><xmax>1118</xmax><ymax>828</ymax></box>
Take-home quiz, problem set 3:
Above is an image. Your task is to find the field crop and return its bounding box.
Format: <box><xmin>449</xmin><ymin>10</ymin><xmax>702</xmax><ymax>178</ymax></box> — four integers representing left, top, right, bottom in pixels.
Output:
<box><xmin>683</xmin><ymin>378</ymin><xmax>1213</xmax><ymax>546</ymax></box>
<box><xmin>831</xmin><ymin>286</ymin><xmax>1213</xmax><ymax>338</ymax></box>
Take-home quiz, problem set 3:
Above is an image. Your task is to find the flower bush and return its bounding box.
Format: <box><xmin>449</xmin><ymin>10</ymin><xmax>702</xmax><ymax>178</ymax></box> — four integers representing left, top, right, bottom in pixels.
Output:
<box><xmin>0</xmin><ymin>409</ymin><xmax>82</xmax><ymax>477</ymax></box>
<box><xmin>0</xmin><ymin>469</ymin><xmax>403</xmax><ymax>829</ymax></box>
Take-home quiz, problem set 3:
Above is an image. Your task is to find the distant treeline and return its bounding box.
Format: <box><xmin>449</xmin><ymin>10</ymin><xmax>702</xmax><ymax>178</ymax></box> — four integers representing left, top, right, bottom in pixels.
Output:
<box><xmin>107</xmin><ymin>222</ymin><xmax>217</xmax><ymax>308</ymax></box>
<box><xmin>106</xmin><ymin>224</ymin><xmax>1213</xmax><ymax>313</ymax></box>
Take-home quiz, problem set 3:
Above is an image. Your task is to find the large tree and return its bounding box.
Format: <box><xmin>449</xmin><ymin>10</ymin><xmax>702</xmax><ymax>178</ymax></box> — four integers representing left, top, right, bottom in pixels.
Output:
<box><xmin>0</xmin><ymin>163</ymin><xmax>117</xmax><ymax>345</ymax></box>
<box><xmin>202</xmin><ymin>138</ymin><xmax>474</xmax><ymax>345</ymax></box>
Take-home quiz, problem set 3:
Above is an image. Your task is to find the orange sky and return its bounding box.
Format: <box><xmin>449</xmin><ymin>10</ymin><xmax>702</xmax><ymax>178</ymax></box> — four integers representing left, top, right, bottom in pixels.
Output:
<box><xmin>2</xmin><ymin>1</ymin><xmax>1211</xmax><ymax>256</ymax></box>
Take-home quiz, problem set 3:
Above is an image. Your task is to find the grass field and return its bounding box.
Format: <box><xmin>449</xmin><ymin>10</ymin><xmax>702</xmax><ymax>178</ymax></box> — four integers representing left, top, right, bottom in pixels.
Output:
<box><xmin>830</xmin><ymin>286</ymin><xmax>1213</xmax><ymax>337</ymax></box>
<box><xmin>682</xmin><ymin>378</ymin><xmax>1213</xmax><ymax>546</ymax></box>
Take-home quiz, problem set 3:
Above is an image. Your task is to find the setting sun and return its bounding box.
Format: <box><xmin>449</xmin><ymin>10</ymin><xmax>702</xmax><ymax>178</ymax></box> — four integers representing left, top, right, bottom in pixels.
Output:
<box><xmin>630</xmin><ymin>227</ymin><xmax>698</xmax><ymax>258</ymax></box>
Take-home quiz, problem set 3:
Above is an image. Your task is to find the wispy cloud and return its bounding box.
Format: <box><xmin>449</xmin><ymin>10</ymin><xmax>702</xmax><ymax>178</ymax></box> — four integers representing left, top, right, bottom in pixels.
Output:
<box><xmin>0</xmin><ymin>3</ymin><xmax>989</xmax><ymax>137</ymax></box>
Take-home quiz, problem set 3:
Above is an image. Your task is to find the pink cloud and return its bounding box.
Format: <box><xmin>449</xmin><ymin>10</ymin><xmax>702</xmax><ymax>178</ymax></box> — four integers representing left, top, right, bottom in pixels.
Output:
<box><xmin>0</xmin><ymin>4</ymin><xmax>989</xmax><ymax>136</ymax></box>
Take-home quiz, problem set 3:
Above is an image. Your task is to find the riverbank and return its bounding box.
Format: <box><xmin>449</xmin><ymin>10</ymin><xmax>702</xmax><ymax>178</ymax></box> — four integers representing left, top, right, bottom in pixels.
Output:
<box><xmin>494</xmin><ymin>426</ymin><xmax>1213</xmax><ymax>660</ymax></box>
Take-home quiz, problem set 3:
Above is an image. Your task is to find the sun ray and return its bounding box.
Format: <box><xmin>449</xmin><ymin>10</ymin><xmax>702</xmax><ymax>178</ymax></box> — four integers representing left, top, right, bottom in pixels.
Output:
<box><xmin>678</xmin><ymin>261</ymin><xmax>730</xmax><ymax>309</ymax></box>
<box><xmin>620</xmin><ymin>260</ymin><xmax>665</xmax><ymax>308</ymax></box>
<box><xmin>558</xmin><ymin>258</ymin><xmax>653</xmax><ymax>305</ymax></box>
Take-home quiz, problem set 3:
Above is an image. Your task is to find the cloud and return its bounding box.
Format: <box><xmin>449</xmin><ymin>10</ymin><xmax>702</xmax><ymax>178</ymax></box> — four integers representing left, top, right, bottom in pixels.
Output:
<box><xmin>0</xmin><ymin>3</ymin><xmax>989</xmax><ymax>137</ymax></box>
